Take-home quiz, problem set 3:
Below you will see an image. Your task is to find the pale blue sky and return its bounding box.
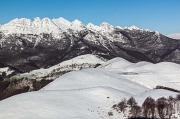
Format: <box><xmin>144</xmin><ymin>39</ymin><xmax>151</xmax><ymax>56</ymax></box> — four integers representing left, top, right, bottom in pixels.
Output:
<box><xmin>0</xmin><ymin>0</ymin><xmax>180</xmax><ymax>35</ymax></box>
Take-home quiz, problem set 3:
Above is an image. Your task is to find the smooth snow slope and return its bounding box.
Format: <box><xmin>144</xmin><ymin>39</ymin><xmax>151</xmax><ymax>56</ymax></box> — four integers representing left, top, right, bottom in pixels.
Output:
<box><xmin>98</xmin><ymin>57</ymin><xmax>133</xmax><ymax>69</ymax></box>
<box><xmin>121</xmin><ymin>61</ymin><xmax>180</xmax><ymax>90</ymax></box>
<box><xmin>0</xmin><ymin>56</ymin><xmax>180</xmax><ymax>119</ymax></box>
<box><xmin>99</xmin><ymin>58</ymin><xmax>180</xmax><ymax>90</ymax></box>
<box><xmin>43</xmin><ymin>68</ymin><xmax>148</xmax><ymax>95</ymax></box>
<box><xmin>44</xmin><ymin>58</ymin><xmax>180</xmax><ymax>91</ymax></box>
<box><xmin>0</xmin><ymin>87</ymin><xmax>131</xmax><ymax>119</ymax></box>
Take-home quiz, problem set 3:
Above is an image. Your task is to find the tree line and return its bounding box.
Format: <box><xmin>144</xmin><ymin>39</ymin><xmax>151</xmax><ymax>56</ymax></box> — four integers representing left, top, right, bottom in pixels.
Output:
<box><xmin>111</xmin><ymin>94</ymin><xmax>180</xmax><ymax>119</ymax></box>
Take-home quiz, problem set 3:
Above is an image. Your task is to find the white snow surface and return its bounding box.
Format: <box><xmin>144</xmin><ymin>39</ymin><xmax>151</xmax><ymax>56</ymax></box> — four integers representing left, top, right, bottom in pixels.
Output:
<box><xmin>0</xmin><ymin>17</ymin><xmax>62</xmax><ymax>34</ymax></box>
<box><xmin>0</xmin><ymin>56</ymin><xmax>180</xmax><ymax>119</ymax></box>
<box><xmin>99</xmin><ymin>57</ymin><xmax>133</xmax><ymax>69</ymax></box>
<box><xmin>167</xmin><ymin>33</ymin><xmax>180</xmax><ymax>39</ymax></box>
<box><xmin>43</xmin><ymin>68</ymin><xmax>148</xmax><ymax>95</ymax></box>
<box><xmin>0</xmin><ymin>67</ymin><xmax>14</xmax><ymax>75</ymax></box>
<box><xmin>0</xmin><ymin>17</ymin><xmax>153</xmax><ymax>35</ymax></box>
<box><xmin>86</xmin><ymin>23</ymin><xmax>101</xmax><ymax>31</ymax></box>
<box><xmin>0</xmin><ymin>87</ymin><xmax>130</xmax><ymax>119</ymax></box>
<box><xmin>124</xmin><ymin>25</ymin><xmax>150</xmax><ymax>32</ymax></box>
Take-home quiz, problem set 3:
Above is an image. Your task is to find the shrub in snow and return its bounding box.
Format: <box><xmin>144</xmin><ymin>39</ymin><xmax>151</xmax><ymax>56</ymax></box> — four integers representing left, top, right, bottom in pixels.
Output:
<box><xmin>94</xmin><ymin>63</ymin><xmax>101</xmax><ymax>68</ymax></box>
<box><xmin>108</xmin><ymin>111</ymin><xmax>113</xmax><ymax>116</ymax></box>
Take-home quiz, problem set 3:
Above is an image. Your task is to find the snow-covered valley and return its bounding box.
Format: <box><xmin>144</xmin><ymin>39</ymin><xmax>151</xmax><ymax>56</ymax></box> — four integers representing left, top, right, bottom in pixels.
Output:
<box><xmin>0</xmin><ymin>54</ymin><xmax>180</xmax><ymax>119</ymax></box>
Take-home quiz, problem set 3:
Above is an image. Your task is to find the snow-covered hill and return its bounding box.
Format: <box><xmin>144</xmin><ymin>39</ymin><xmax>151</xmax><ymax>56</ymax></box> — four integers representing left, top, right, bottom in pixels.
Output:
<box><xmin>4</xmin><ymin>54</ymin><xmax>104</xmax><ymax>90</ymax></box>
<box><xmin>43</xmin><ymin>58</ymin><xmax>180</xmax><ymax>92</ymax></box>
<box><xmin>10</xmin><ymin>54</ymin><xmax>104</xmax><ymax>81</ymax></box>
<box><xmin>0</xmin><ymin>56</ymin><xmax>180</xmax><ymax>119</ymax></box>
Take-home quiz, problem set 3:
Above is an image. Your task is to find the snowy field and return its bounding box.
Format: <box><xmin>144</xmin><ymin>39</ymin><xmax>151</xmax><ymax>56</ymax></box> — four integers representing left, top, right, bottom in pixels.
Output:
<box><xmin>0</xmin><ymin>55</ymin><xmax>180</xmax><ymax>119</ymax></box>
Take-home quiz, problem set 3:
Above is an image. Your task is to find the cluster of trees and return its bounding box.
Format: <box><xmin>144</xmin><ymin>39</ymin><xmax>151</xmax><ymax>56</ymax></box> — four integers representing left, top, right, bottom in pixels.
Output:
<box><xmin>112</xmin><ymin>94</ymin><xmax>180</xmax><ymax>119</ymax></box>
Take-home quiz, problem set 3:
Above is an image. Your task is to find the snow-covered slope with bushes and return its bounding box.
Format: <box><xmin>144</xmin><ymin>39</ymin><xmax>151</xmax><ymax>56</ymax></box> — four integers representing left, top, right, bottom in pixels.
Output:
<box><xmin>8</xmin><ymin>54</ymin><xmax>104</xmax><ymax>82</ymax></box>
<box><xmin>0</xmin><ymin>56</ymin><xmax>180</xmax><ymax>119</ymax></box>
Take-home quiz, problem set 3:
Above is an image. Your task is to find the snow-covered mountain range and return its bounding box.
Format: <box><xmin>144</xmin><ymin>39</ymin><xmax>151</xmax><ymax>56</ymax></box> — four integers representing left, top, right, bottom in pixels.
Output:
<box><xmin>1</xmin><ymin>17</ymin><xmax>180</xmax><ymax>74</ymax></box>
<box><xmin>0</xmin><ymin>17</ymin><xmax>148</xmax><ymax>35</ymax></box>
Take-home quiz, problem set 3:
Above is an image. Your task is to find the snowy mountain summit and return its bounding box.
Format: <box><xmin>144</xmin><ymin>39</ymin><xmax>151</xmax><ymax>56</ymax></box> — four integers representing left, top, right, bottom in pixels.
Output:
<box><xmin>0</xmin><ymin>17</ymin><xmax>148</xmax><ymax>35</ymax></box>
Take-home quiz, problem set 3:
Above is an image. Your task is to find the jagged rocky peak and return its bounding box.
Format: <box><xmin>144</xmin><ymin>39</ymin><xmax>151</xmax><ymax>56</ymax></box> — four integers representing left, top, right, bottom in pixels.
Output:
<box><xmin>0</xmin><ymin>17</ymin><xmax>157</xmax><ymax>35</ymax></box>
<box><xmin>124</xmin><ymin>25</ymin><xmax>141</xmax><ymax>30</ymax></box>
<box><xmin>86</xmin><ymin>22</ymin><xmax>94</xmax><ymax>28</ymax></box>
<box><xmin>33</xmin><ymin>17</ymin><xmax>41</xmax><ymax>21</ymax></box>
<box><xmin>34</xmin><ymin>17</ymin><xmax>55</xmax><ymax>28</ymax></box>
<box><xmin>0</xmin><ymin>18</ymin><xmax>35</xmax><ymax>34</ymax></box>
<box><xmin>124</xmin><ymin>25</ymin><xmax>150</xmax><ymax>32</ymax></box>
<box><xmin>100</xmin><ymin>22</ymin><xmax>114</xmax><ymax>31</ymax></box>
<box><xmin>155</xmin><ymin>31</ymin><xmax>160</xmax><ymax>35</ymax></box>
<box><xmin>51</xmin><ymin>17</ymin><xmax>71</xmax><ymax>32</ymax></box>
<box><xmin>116</xmin><ymin>26</ymin><xmax>123</xmax><ymax>29</ymax></box>
<box><xmin>41</xmin><ymin>17</ymin><xmax>52</xmax><ymax>24</ymax></box>
<box><xmin>52</xmin><ymin>17</ymin><xmax>71</xmax><ymax>26</ymax></box>
<box><xmin>71</xmin><ymin>19</ymin><xmax>85</xmax><ymax>28</ymax></box>
<box><xmin>128</xmin><ymin>25</ymin><xmax>141</xmax><ymax>30</ymax></box>
<box><xmin>86</xmin><ymin>23</ymin><xmax>101</xmax><ymax>31</ymax></box>
<box><xmin>7</xmin><ymin>18</ymin><xmax>31</xmax><ymax>26</ymax></box>
<box><xmin>70</xmin><ymin>19</ymin><xmax>86</xmax><ymax>31</ymax></box>
<box><xmin>72</xmin><ymin>19</ymin><xmax>83</xmax><ymax>25</ymax></box>
<box><xmin>33</xmin><ymin>17</ymin><xmax>41</xmax><ymax>27</ymax></box>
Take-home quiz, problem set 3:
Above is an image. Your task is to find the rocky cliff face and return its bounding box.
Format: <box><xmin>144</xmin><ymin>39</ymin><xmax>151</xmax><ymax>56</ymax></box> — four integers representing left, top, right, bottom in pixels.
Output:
<box><xmin>0</xmin><ymin>17</ymin><xmax>180</xmax><ymax>73</ymax></box>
